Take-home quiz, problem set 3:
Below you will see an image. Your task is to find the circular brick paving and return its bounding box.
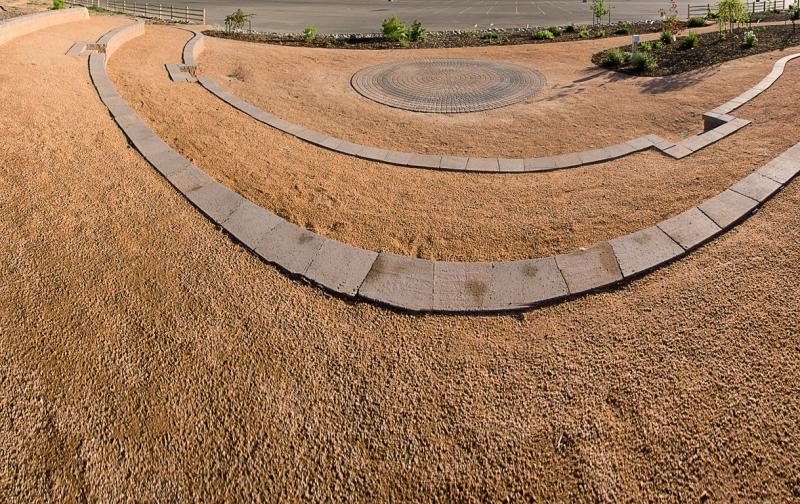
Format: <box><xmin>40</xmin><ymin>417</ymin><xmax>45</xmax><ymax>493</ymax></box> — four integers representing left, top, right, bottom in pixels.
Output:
<box><xmin>351</xmin><ymin>58</ymin><xmax>546</xmax><ymax>113</ymax></box>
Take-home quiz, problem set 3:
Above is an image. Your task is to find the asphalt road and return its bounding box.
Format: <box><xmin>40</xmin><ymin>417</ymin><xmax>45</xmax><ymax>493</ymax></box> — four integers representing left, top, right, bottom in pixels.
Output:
<box><xmin>185</xmin><ymin>0</ymin><xmax>691</xmax><ymax>33</ymax></box>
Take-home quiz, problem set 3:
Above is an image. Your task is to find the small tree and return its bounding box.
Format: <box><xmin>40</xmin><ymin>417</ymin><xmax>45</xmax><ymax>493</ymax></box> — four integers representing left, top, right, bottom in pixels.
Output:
<box><xmin>590</xmin><ymin>0</ymin><xmax>609</xmax><ymax>24</ymax></box>
<box><xmin>790</xmin><ymin>2</ymin><xmax>800</xmax><ymax>32</ymax></box>
<box><xmin>659</xmin><ymin>0</ymin><xmax>680</xmax><ymax>36</ymax></box>
<box><xmin>225</xmin><ymin>9</ymin><xmax>254</xmax><ymax>33</ymax></box>
<box><xmin>717</xmin><ymin>0</ymin><xmax>748</xmax><ymax>33</ymax></box>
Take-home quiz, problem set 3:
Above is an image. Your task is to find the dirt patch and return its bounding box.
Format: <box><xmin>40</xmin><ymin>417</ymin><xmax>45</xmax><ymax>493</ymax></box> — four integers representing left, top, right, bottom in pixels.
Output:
<box><xmin>595</xmin><ymin>24</ymin><xmax>800</xmax><ymax>76</ymax></box>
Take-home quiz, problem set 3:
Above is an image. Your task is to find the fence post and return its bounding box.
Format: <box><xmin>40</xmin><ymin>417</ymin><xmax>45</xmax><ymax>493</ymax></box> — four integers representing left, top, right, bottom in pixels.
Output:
<box><xmin>170</xmin><ymin>4</ymin><xmax>173</xmax><ymax>20</ymax></box>
<box><xmin>185</xmin><ymin>5</ymin><xmax>188</xmax><ymax>21</ymax></box>
<box><xmin>202</xmin><ymin>8</ymin><xmax>206</xmax><ymax>24</ymax></box>
<box><xmin>144</xmin><ymin>2</ymin><xmax>147</xmax><ymax>16</ymax></box>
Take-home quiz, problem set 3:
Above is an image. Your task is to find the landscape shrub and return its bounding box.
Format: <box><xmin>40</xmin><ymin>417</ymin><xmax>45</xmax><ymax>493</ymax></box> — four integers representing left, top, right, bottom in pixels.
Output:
<box><xmin>614</xmin><ymin>22</ymin><xmax>631</xmax><ymax>35</ymax></box>
<box><xmin>743</xmin><ymin>29</ymin><xmax>758</xmax><ymax>47</ymax></box>
<box><xmin>52</xmin><ymin>0</ymin><xmax>64</xmax><ymax>9</ymax></box>
<box><xmin>660</xmin><ymin>29</ymin><xmax>674</xmax><ymax>44</ymax></box>
<box><xmin>481</xmin><ymin>31</ymin><xmax>497</xmax><ymax>40</ymax></box>
<box><xmin>566</xmin><ymin>23</ymin><xmax>577</xmax><ymax>33</ymax></box>
<box><xmin>408</xmin><ymin>19</ymin><xmax>426</xmax><ymax>41</ymax></box>
<box><xmin>639</xmin><ymin>41</ymin><xmax>652</xmax><ymax>51</ymax></box>
<box><xmin>603</xmin><ymin>47</ymin><xmax>631</xmax><ymax>66</ymax></box>
<box><xmin>681</xmin><ymin>31</ymin><xmax>699</xmax><ymax>48</ymax></box>
<box><xmin>630</xmin><ymin>51</ymin><xmax>657</xmax><ymax>72</ymax></box>
<box><xmin>688</xmin><ymin>16</ymin><xmax>705</xmax><ymax>27</ymax></box>
<box><xmin>382</xmin><ymin>15</ymin><xmax>407</xmax><ymax>41</ymax></box>
<box><xmin>578</xmin><ymin>27</ymin><xmax>590</xmax><ymax>38</ymax></box>
<box><xmin>790</xmin><ymin>3</ymin><xmax>800</xmax><ymax>32</ymax></box>
<box><xmin>548</xmin><ymin>26</ymin><xmax>563</xmax><ymax>36</ymax></box>
<box><xmin>532</xmin><ymin>30</ymin><xmax>554</xmax><ymax>40</ymax></box>
<box><xmin>224</xmin><ymin>9</ymin><xmax>253</xmax><ymax>32</ymax></box>
<box><xmin>303</xmin><ymin>25</ymin><xmax>318</xmax><ymax>39</ymax></box>
<box><xmin>595</xmin><ymin>29</ymin><xmax>606</xmax><ymax>37</ymax></box>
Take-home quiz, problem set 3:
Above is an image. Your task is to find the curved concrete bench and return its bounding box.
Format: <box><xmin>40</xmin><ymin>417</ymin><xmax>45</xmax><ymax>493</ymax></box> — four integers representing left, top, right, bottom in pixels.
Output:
<box><xmin>0</xmin><ymin>7</ymin><xmax>88</xmax><ymax>47</ymax></box>
<box><xmin>94</xmin><ymin>22</ymin><xmax>800</xmax><ymax>313</ymax></box>
<box><xmin>177</xmin><ymin>29</ymin><xmax>798</xmax><ymax>173</ymax></box>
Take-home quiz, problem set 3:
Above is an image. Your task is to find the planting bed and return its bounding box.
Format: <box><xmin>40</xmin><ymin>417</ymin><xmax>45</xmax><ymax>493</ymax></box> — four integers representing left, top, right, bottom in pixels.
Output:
<box><xmin>204</xmin><ymin>19</ymin><xmax>684</xmax><ymax>50</ymax></box>
<box><xmin>595</xmin><ymin>23</ymin><xmax>800</xmax><ymax>76</ymax></box>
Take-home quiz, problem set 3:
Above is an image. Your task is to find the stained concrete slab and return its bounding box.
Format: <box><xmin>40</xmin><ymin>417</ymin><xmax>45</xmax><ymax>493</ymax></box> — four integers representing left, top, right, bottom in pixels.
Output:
<box><xmin>254</xmin><ymin>220</ymin><xmax>326</xmax><ymax>275</ymax></box>
<box><xmin>609</xmin><ymin>226</ymin><xmax>685</xmax><ymax>277</ymax></box>
<box><xmin>555</xmin><ymin>243</ymin><xmax>622</xmax><ymax>294</ymax></box>
<box><xmin>729</xmin><ymin>172</ymin><xmax>783</xmax><ymax>202</ymax></box>
<box><xmin>221</xmin><ymin>199</ymin><xmax>284</xmax><ymax>250</ymax></box>
<box><xmin>358</xmin><ymin>253</ymin><xmax>434</xmax><ymax>311</ymax></box>
<box><xmin>305</xmin><ymin>240</ymin><xmax>378</xmax><ymax>296</ymax></box>
<box><xmin>656</xmin><ymin>207</ymin><xmax>722</xmax><ymax>251</ymax></box>
<box><xmin>698</xmin><ymin>189</ymin><xmax>759</xmax><ymax>229</ymax></box>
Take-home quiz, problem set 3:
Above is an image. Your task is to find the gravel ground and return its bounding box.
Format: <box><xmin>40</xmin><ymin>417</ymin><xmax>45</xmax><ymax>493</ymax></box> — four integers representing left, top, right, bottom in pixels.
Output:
<box><xmin>112</xmin><ymin>25</ymin><xmax>800</xmax><ymax>261</ymax></box>
<box><xmin>2</xmin><ymin>15</ymin><xmax>799</xmax><ymax>502</ymax></box>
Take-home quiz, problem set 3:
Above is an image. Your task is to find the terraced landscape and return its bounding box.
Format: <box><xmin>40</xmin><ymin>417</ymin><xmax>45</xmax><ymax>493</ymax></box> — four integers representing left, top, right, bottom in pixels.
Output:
<box><xmin>2</xmin><ymin>6</ymin><xmax>799</xmax><ymax>500</ymax></box>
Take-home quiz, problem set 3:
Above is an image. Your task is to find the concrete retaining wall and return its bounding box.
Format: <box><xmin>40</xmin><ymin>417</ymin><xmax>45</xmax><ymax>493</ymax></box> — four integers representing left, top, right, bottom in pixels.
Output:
<box><xmin>0</xmin><ymin>7</ymin><xmax>89</xmax><ymax>47</ymax></box>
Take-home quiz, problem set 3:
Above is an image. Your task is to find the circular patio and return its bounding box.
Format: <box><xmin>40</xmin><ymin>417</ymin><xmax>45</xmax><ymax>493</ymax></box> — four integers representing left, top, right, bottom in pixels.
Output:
<box><xmin>350</xmin><ymin>58</ymin><xmax>546</xmax><ymax>113</ymax></box>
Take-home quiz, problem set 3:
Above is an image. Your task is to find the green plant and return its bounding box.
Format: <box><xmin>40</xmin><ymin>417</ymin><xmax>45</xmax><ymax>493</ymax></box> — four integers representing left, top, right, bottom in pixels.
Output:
<box><xmin>688</xmin><ymin>16</ymin><xmax>705</xmax><ymax>27</ymax></box>
<box><xmin>409</xmin><ymin>19</ymin><xmax>426</xmax><ymax>41</ymax></box>
<box><xmin>653</xmin><ymin>40</ymin><xmax>665</xmax><ymax>48</ymax></box>
<box><xmin>718</xmin><ymin>0</ymin><xmax>749</xmax><ymax>32</ymax></box>
<box><xmin>681</xmin><ymin>31</ymin><xmax>699</xmax><ymax>48</ymax></box>
<box><xmin>639</xmin><ymin>41</ymin><xmax>652</xmax><ymax>51</ymax></box>
<box><xmin>532</xmin><ymin>30</ymin><xmax>554</xmax><ymax>40</ymax></box>
<box><xmin>630</xmin><ymin>51</ymin><xmax>657</xmax><ymax>72</ymax></box>
<box><xmin>660</xmin><ymin>0</ymin><xmax>680</xmax><ymax>35</ymax></box>
<box><xmin>614</xmin><ymin>22</ymin><xmax>631</xmax><ymax>34</ymax></box>
<box><xmin>590</xmin><ymin>0</ymin><xmax>610</xmax><ymax>22</ymax></box>
<box><xmin>578</xmin><ymin>27</ymin><xmax>590</xmax><ymax>38</ymax></box>
<box><xmin>790</xmin><ymin>2</ymin><xmax>800</xmax><ymax>32</ymax></box>
<box><xmin>603</xmin><ymin>47</ymin><xmax>631</xmax><ymax>66</ymax></box>
<box><xmin>566</xmin><ymin>23</ymin><xmax>577</xmax><ymax>33</ymax></box>
<box><xmin>706</xmin><ymin>7</ymin><xmax>719</xmax><ymax>19</ymax></box>
<box><xmin>303</xmin><ymin>25</ymin><xmax>318</xmax><ymax>39</ymax></box>
<box><xmin>595</xmin><ymin>29</ymin><xmax>606</xmax><ymax>37</ymax></box>
<box><xmin>481</xmin><ymin>31</ymin><xmax>497</xmax><ymax>40</ymax></box>
<box><xmin>743</xmin><ymin>29</ymin><xmax>758</xmax><ymax>46</ymax></box>
<box><xmin>382</xmin><ymin>15</ymin><xmax>407</xmax><ymax>41</ymax></box>
<box><xmin>224</xmin><ymin>9</ymin><xmax>253</xmax><ymax>32</ymax></box>
<box><xmin>51</xmin><ymin>0</ymin><xmax>64</xmax><ymax>9</ymax></box>
<box><xmin>660</xmin><ymin>29</ymin><xmax>674</xmax><ymax>44</ymax></box>
<box><xmin>548</xmin><ymin>25</ymin><xmax>563</xmax><ymax>36</ymax></box>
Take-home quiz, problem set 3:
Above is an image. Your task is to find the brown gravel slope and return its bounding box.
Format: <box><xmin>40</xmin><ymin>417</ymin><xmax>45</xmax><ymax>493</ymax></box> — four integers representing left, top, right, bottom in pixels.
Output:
<box><xmin>2</xmin><ymin>16</ymin><xmax>800</xmax><ymax>502</ymax></box>
<box><xmin>200</xmin><ymin>25</ymin><xmax>796</xmax><ymax>158</ymax></box>
<box><xmin>111</xmin><ymin>25</ymin><xmax>800</xmax><ymax>261</ymax></box>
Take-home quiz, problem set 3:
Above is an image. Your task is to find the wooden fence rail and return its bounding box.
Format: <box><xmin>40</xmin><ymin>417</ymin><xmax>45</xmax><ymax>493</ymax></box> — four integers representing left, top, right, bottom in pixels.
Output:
<box><xmin>66</xmin><ymin>0</ymin><xmax>205</xmax><ymax>24</ymax></box>
<box><xmin>687</xmin><ymin>0</ymin><xmax>786</xmax><ymax>19</ymax></box>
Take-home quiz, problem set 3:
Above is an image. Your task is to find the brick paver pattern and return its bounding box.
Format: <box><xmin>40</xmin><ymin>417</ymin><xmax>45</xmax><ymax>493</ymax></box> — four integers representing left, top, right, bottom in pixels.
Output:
<box><xmin>351</xmin><ymin>58</ymin><xmax>546</xmax><ymax>113</ymax></box>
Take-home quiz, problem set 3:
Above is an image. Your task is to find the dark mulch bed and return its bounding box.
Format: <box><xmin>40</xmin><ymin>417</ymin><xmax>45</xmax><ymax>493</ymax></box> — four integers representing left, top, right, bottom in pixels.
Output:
<box><xmin>204</xmin><ymin>20</ymin><xmax>685</xmax><ymax>50</ymax></box>
<box><xmin>593</xmin><ymin>23</ymin><xmax>800</xmax><ymax>76</ymax></box>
